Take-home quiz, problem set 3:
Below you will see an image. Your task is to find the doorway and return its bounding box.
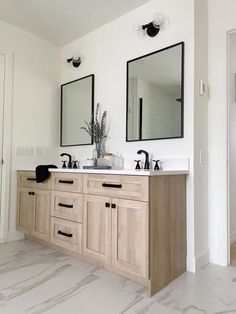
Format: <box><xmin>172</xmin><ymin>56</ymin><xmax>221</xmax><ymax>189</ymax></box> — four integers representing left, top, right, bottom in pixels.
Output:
<box><xmin>0</xmin><ymin>52</ymin><xmax>13</xmax><ymax>243</ymax></box>
<box><xmin>228</xmin><ymin>31</ymin><xmax>236</xmax><ymax>266</ymax></box>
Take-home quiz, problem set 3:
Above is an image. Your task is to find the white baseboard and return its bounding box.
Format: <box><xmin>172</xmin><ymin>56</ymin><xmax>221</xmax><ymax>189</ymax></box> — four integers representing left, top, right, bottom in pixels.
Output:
<box><xmin>187</xmin><ymin>251</ymin><xmax>209</xmax><ymax>273</ymax></box>
<box><xmin>7</xmin><ymin>230</ymin><xmax>24</xmax><ymax>242</ymax></box>
<box><xmin>186</xmin><ymin>256</ymin><xmax>196</xmax><ymax>272</ymax></box>
<box><xmin>231</xmin><ymin>231</ymin><xmax>236</xmax><ymax>244</ymax></box>
<box><xmin>195</xmin><ymin>251</ymin><xmax>209</xmax><ymax>272</ymax></box>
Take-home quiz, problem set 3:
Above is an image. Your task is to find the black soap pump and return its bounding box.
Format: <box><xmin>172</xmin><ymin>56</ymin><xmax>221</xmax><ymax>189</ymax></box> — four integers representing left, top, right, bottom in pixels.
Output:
<box><xmin>153</xmin><ymin>160</ymin><xmax>160</xmax><ymax>171</ymax></box>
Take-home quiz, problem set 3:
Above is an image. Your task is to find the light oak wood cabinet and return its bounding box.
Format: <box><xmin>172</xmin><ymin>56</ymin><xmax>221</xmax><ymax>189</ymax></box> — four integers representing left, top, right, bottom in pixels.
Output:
<box><xmin>17</xmin><ymin>187</ymin><xmax>50</xmax><ymax>241</ymax></box>
<box><xmin>50</xmin><ymin>217</ymin><xmax>82</xmax><ymax>253</ymax></box>
<box><xmin>83</xmin><ymin>195</ymin><xmax>111</xmax><ymax>262</ymax></box>
<box><xmin>17</xmin><ymin>172</ymin><xmax>51</xmax><ymax>241</ymax></box>
<box><xmin>83</xmin><ymin>195</ymin><xmax>148</xmax><ymax>279</ymax></box>
<box><xmin>83</xmin><ymin>174</ymin><xmax>148</xmax><ymax>201</ymax></box>
<box><xmin>51</xmin><ymin>190</ymin><xmax>83</xmax><ymax>223</ymax></box>
<box><xmin>50</xmin><ymin>172</ymin><xmax>83</xmax><ymax>253</ymax></box>
<box><xmin>18</xmin><ymin>171</ymin><xmax>52</xmax><ymax>189</ymax></box>
<box><xmin>17</xmin><ymin>186</ymin><xmax>33</xmax><ymax>233</ymax></box>
<box><xmin>111</xmin><ymin>198</ymin><xmax>148</xmax><ymax>279</ymax></box>
<box><xmin>30</xmin><ymin>189</ymin><xmax>50</xmax><ymax>241</ymax></box>
<box><xmin>52</xmin><ymin>172</ymin><xmax>83</xmax><ymax>193</ymax></box>
<box><xmin>16</xmin><ymin>170</ymin><xmax>186</xmax><ymax>296</ymax></box>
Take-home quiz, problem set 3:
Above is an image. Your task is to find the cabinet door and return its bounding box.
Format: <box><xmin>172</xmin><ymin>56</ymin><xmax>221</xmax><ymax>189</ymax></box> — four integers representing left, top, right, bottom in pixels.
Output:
<box><xmin>17</xmin><ymin>187</ymin><xmax>33</xmax><ymax>233</ymax></box>
<box><xmin>111</xmin><ymin>198</ymin><xmax>149</xmax><ymax>278</ymax></box>
<box><xmin>31</xmin><ymin>189</ymin><xmax>50</xmax><ymax>241</ymax></box>
<box><xmin>83</xmin><ymin>195</ymin><xmax>111</xmax><ymax>262</ymax></box>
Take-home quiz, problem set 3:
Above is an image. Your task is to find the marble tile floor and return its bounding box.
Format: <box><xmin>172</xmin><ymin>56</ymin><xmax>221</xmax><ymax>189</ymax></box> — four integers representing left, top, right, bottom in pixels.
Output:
<box><xmin>1</xmin><ymin>240</ymin><xmax>236</xmax><ymax>314</ymax></box>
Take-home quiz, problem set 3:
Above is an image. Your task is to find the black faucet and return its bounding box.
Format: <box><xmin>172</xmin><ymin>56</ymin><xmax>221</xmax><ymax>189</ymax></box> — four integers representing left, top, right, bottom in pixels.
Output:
<box><xmin>137</xmin><ymin>150</ymin><xmax>150</xmax><ymax>170</ymax></box>
<box><xmin>60</xmin><ymin>153</ymin><xmax>72</xmax><ymax>168</ymax></box>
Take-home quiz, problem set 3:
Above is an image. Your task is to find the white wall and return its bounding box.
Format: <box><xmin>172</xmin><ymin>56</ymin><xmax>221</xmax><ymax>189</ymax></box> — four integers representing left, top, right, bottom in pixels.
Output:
<box><xmin>193</xmin><ymin>0</ymin><xmax>209</xmax><ymax>269</ymax></box>
<box><xmin>208</xmin><ymin>0</ymin><xmax>236</xmax><ymax>265</ymax></box>
<box><xmin>60</xmin><ymin>0</ymin><xmax>199</xmax><ymax>270</ymax></box>
<box><xmin>0</xmin><ymin>20</ymin><xmax>60</xmax><ymax>240</ymax></box>
<box><xmin>229</xmin><ymin>33</ymin><xmax>236</xmax><ymax>242</ymax></box>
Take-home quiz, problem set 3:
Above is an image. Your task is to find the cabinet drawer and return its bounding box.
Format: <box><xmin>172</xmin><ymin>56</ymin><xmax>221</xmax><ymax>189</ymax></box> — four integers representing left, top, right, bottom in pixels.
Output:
<box><xmin>50</xmin><ymin>217</ymin><xmax>82</xmax><ymax>253</ymax></box>
<box><xmin>17</xmin><ymin>171</ymin><xmax>51</xmax><ymax>189</ymax></box>
<box><xmin>51</xmin><ymin>173</ymin><xmax>83</xmax><ymax>192</ymax></box>
<box><xmin>51</xmin><ymin>191</ymin><xmax>83</xmax><ymax>223</ymax></box>
<box><xmin>83</xmin><ymin>174</ymin><xmax>149</xmax><ymax>201</ymax></box>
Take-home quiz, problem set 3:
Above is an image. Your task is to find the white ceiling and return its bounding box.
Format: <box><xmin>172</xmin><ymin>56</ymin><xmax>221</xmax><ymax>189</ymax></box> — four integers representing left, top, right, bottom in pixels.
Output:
<box><xmin>0</xmin><ymin>0</ymin><xmax>151</xmax><ymax>46</ymax></box>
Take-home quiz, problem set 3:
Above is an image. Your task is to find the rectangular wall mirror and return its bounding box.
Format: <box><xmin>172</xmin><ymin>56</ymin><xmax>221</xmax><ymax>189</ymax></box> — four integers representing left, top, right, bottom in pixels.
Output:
<box><xmin>60</xmin><ymin>74</ymin><xmax>94</xmax><ymax>146</ymax></box>
<box><xmin>126</xmin><ymin>42</ymin><xmax>184</xmax><ymax>142</ymax></box>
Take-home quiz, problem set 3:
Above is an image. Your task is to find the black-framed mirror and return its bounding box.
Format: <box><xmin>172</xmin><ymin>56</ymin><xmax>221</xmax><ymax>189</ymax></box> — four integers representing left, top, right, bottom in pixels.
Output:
<box><xmin>60</xmin><ymin>74</ymin><xmax>94</xmax><ymax>146</ymax></box>
<box><xmin>126</xmin><ymin>42</ymin><xmax>184</xmax><ymax>142</ymax></box>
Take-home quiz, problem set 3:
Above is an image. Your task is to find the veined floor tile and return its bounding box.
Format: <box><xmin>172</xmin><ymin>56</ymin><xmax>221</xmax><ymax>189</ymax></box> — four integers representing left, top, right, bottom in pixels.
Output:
<box><xmin>0</xmin><ymin>240</ymin><xmax>236</xmax><ymax>314</ymax></box>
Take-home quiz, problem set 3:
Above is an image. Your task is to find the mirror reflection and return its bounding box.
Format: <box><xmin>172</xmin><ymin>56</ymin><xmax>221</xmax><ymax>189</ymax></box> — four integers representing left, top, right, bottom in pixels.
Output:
<box><xmin>61</xmin><ymin>74</ymin><xmax>94</xmax><ymax>146</ymax></box>
<box><xmin>126</xmin><ymin>42</ymin><xmax>184</xmax><ymax>141</ymax></box>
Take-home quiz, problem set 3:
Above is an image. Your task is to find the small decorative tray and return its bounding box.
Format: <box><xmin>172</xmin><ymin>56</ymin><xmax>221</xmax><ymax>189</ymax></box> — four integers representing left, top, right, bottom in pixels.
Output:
<box><xmin>83</xmin><ymin>166</ymin><xmax>112</xmax><ymax>170</ymax></box>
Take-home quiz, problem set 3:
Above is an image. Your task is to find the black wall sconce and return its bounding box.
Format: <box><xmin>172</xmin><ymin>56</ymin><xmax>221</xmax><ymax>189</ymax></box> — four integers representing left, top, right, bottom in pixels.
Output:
<box><xmin>137</xmin><ymin>13</ymin><xmax>166</xmax><ymax>38</ymax></box>
<box><xmin>142</xmin><ymin>20</ymin><xmax>161</xmax><ymax>37</ymax></box>
<box><xmin>67</xmin><ymin>54</ymin><xmax>81</xmax><ymax>68</ymax></box>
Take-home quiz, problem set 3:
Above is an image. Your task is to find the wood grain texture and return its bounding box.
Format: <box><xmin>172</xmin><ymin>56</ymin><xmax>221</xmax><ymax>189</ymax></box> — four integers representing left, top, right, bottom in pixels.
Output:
<box><xmin>50</xmin><ymin>217</ymin><xmax>82</xmax><ymax>253</ymax></box>
<box><xmin>52</xmin><ymin>172</ymin><xmax>83</xmax><ymax>193</ymax></box>
<box><xmin>31</xmin><ymin>189</ymin><xmax>50</xmax><ymax>241</ymax></box>
<box><xmin>149</xmin><ymin>175</ymin><xmax>186</xmax><ymax>296</ymax></box>
<box><xmin>83</xmin><ymin>194</ymin><xmax>111</xmax><ymax>263</ymax></box>
<box><xmin>17</xmin><ymin>171</ymin><xmax>51</xmax><ymax>189</ymax></box>
<box><xmin>111</xmin><ymin>198</ymin><xmax>149</xmax><ymax>278</ymax></box>
<box><xmin>17</xmin><ymin>171</ymin><xmax>187</xmax><ymax>297</ymax></box>
<box><xmin>51</xmin><ymin>190</ymin><xmax>83</xmax><ymax>223</ymax></box>
<box><xmin>16</xmin><ymin>187</ymin><xmax>32</xmax><ymax>234</ymax></box>
<box><xmin>83</xmin><ymin>174</ymin><xmax>149</xmax><ymax>201</ymax></box>
<box><xmin>231</xmin><ymin>242</ymin><xmax>236</xmax><ymax>266</ymax></box>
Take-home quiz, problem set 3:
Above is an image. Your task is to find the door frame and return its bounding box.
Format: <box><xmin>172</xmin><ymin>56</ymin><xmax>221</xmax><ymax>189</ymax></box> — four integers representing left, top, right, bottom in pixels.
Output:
<box><xmin>0</xmin><ymin>52</ymin><xmax>14</xmax><ymax>243</ymax></box>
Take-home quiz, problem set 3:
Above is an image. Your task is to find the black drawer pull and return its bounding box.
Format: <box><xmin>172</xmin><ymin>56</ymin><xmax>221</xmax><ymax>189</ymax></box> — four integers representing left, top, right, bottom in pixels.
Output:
<box><xmin>28</xmin><ymin>192</ymin><xmax>35</xmax><ymax>195</ymax></box>
<box><xmin>27</xmin><ymin>178</ymin><xmax>36</xmax><ymax>181</ymax></box>
<box><xmin>58</xmin><ymin>230</ymin><xmax>73</xmax><ymax>238</ymax></box>
<box><xmin>102</xmin><ymin>183</ymin><xmax>122</xmax><ymax>189</ymax></box>
<box><xmin>111</xmin><ymin>203</ymin><xmax>116</xmax><ymax>209</ymax></box>
<box><xmin>58</xmin><ymin>180</ymin><xmax>74</xmax><ymax>184</ymax></box>
<box><xmin>105</xmin><ymin>202</ymin><xmax>110</xmax><ymax>208</ymax></box>
<box><xmin>58</xmin><ymin>203</ymin><xmax>73</xmax><ymax>209</ymax></box>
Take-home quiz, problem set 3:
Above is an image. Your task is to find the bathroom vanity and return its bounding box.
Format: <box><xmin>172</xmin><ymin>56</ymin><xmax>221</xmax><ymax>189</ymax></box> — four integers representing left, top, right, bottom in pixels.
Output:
<box><xmin>16</xmin><ymin>169</ymin><xmax>187</xmax><ymax>296</ymax></box>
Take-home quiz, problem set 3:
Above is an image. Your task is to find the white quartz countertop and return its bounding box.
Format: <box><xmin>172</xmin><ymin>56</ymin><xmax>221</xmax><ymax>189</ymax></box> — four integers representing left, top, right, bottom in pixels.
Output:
<box><xmin>17</xmin><ymin>168</ymin><xmax>189</xmax><ymax>176</ymax></box>
<box><xmin>17</xmin><ymin>158</ymin><xmax>189</xmax><ymax>176</ymax></box>
<box><xmin>48</xmin><ymin>168</ymin><xmax>188</xmax><ymax>176</ymax></box>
